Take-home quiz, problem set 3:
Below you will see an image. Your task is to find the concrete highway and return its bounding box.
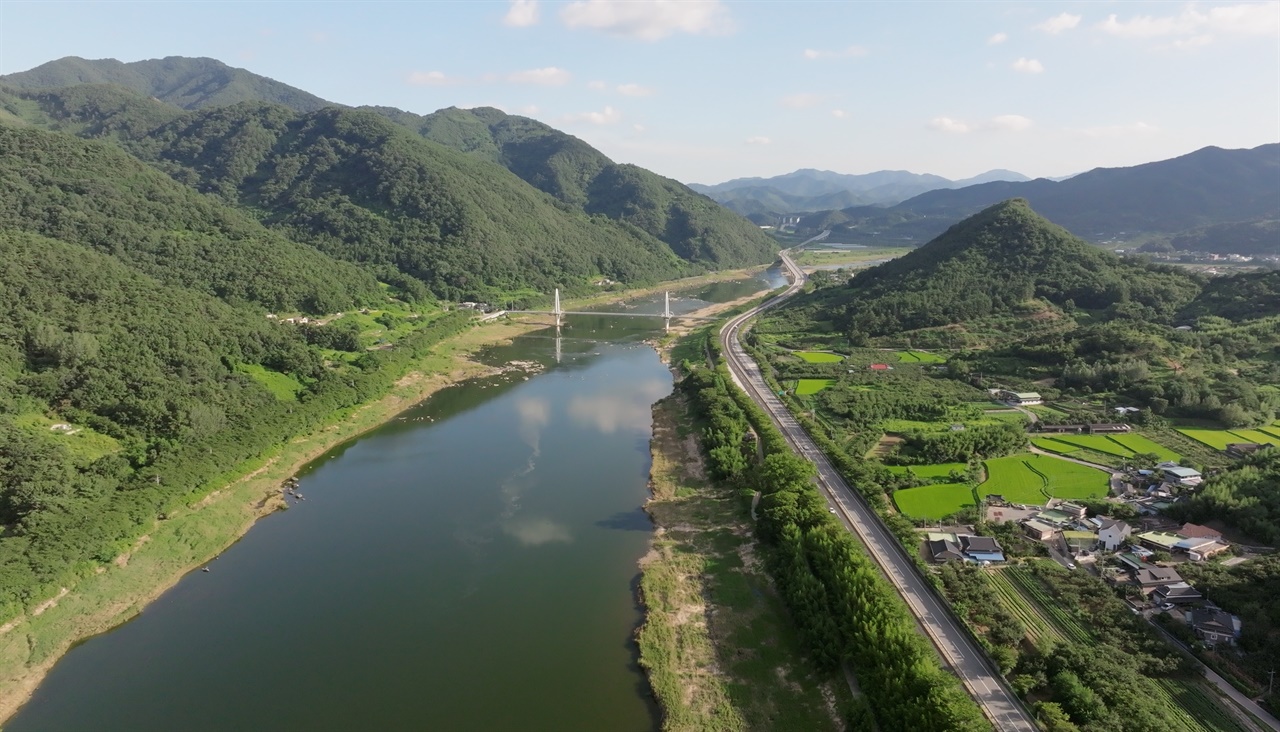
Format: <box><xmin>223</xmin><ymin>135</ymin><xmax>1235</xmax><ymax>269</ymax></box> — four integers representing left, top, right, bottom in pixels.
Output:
<box><xmin>719</xmin><ymin>245</ymin><xmax>1038</xmax><ymax>732</ymax></box>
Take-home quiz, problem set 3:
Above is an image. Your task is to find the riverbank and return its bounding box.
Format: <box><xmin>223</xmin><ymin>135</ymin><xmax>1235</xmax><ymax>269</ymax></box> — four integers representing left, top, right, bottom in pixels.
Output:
<box><xmin>637</xmin><ymin>392</ymin><xmax>851</xmax><ymax>730</ymax></box>
<box><xmin>0</xmin><ymin>318</ymin><xmax>542</xmax><ymax>723</ymax></box>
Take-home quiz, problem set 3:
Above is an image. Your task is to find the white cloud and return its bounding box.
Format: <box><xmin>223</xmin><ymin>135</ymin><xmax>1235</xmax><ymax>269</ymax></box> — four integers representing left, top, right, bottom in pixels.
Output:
<box><xmin>507</xmin><ymin>66</ymin><xmax>571</xmax><ymax>85</ymax></box>
<box><xmin>990</xmin><ymin>114</ymin><xmax>1033</xmax><ymax>131</ymax></box>
<box><xmin>1012</xmin><ymin>57</ymin><xmax>1045</xmax><ymax>74</ymax></box>
<box><xmin>745</xmin><ymin>136</ymin><xmax>771</xmax><ymax>145</ymax></box>
<box><xmin>929</xmin><ymin>116</ymin><xmax>971</xmax><ymax>133</ymax></box>
<box><xmin>1098</xmin><ymin>3</ymin><xmax>1279</xmax><ymax>42</ymax></box>
<box><xmin>503</xmin><ymin>0</ymin><xmax>539</xmax><ymax>27</ymax></box>
<box><xmin>987</xmin><ymin>32</ymin><xmax>1008</xmax><ymax>45</ymax></box>
<box><xmin>587</xmin><ymin>80</ymin><xmax>608</xmax><ymax>90</ymax></box>
<box><xmin>560</xmin><ymin>105</ymin><xmax>623</xmax><ymax>125</ymax></box>
<box><xmin>780</xmin><ymin>92</ymin><xmax>822</xmax><ymax>109</ymax></box>
<box><xmin>633</xmin><ymin>123</ymin><xmax>647</xmax><ymax>132</ymax></box>
<box><xmin>616</xmin><ymin>83</ymin><xmax>655</xmax><ymax>97</ymax></box>
<box><xmin>1035</xmin><ymin>12</ymin><xmax>1082</xmax><ymax>34</ymax></box>
<box><xmin>310</xmin><ymin>31</ymin><xmax>331</xmax><ymax>44</ymax></box>
<box><xmin>831</xmin><ymin>109</ymin><xmax>847</xmax><ymax>118</ymax></box>
<box><xmin>560</xmin><ymin>0</ymin><xmax>734</xmax><ymax>41</ymax></box>
<box><xmin>518</xmin><ymin>105</ymin><xmax>540</xmax><ymax>116</ymax></box>
<box><xmin>406</xmin><ymin>70</ymin><xmax>461</xmax><ymax>86</ymax></box>
<box><xmin>802</xmin><ymin>45</ymin><xmax>869</xmax><ymax>60</ymax></box>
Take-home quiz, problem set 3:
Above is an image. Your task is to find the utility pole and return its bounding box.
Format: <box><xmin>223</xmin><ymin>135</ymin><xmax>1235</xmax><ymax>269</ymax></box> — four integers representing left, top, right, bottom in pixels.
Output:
<box><xmin>1268</xmin><ymin>669</ymin><xmax>1275</xmax><ymax>697</ymax></box>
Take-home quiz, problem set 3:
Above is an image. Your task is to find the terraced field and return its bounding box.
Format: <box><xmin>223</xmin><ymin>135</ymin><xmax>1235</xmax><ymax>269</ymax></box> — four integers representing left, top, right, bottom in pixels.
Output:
<box><xmin>892</xmin><ymin>483</ymin><xmax>975</xmax><ymax>519</ymax></box>
<box><xmin>795</xmin><ymin>378</ymin><xmax>834</xmax><ymax>395</ymax></box>
<box><xmin>1178</xmin><ymin>427</ymin><xmax>1280</xmax><ymax>450</ymax></box>
<box><xmin>886</xmin><ymin>463</ymin><xmax>968</xmax><ymax>480</ymax></box>
<box><xmin>980</xmin><ymin>454</ymin><xmax>1109</xmax><ymax>504</ymax></box>
<box><xmin>793</xmin><ymin>350</ymin><xmax>844</xmax><ymax>363</ymax></box>
<box><xmin>895</xmin><ymin>350</ymin><xmax>947</xmax><ymax>364</ymax></box>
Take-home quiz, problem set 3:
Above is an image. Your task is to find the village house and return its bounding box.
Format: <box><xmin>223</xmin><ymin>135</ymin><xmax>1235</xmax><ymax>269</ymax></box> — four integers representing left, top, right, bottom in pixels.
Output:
<box><xmin>1159</xmin><ymin>463</ymin><xmax>1203</xmax><ymax>488</ymax></box>
<box><xmin>1097</xmin><ymin>518</ymin><xmax>1132</xmax><ymax>551</ymax></box>
<box><xmin>1187</xmin><ymin>609</ymin><xmax>1242</xmax><ymax>646</ymax></box>
<box><xmin>928</xmin><ymin>537</ymin><xmax>964</xmax><ymax>563</ymax></box>
<box><xmin>960</xmin><ymin>535</ymin><xmax>1006</xmax><ymax>563</ymax></box>
<box><xmin>1177</xmin><ymin>536</ymin><xmax>1232</xmax><ymax>562</ymax></box>
<box><xmin>996</xmin><ymin>390</ymin><xmax>1042</xmax><ymax>405</ymax></box>
<box><xmin>1179</xmin><ymin>523</ymin><xmax>1222</xmax><ymax>540</ymax></box>
<box><xmin>1153</xmin><ymin>582</ymin><xmax>1202</xmax><ymax>605</ymax></box>
<box><xmin>1054</xmin><ymin>501</ymin><xmax>1089</xmax><ymax>519</ymax></box>
<box><xmin>1086</xmin><ymin>423</ymin><xmax>1133</xmax><ymax>434</ymax></box>
<box><xmin>1063</xmin><ymin>530</ymin><xmax>1098</xmax><ymax>553</ymax></box>
<box><xmin>1136</xmin><ymin>530</ymin><xmax>1185</xmax><ymax>553</ymax></box>
<box><xmin>1226</xmin><ymin>442</ymin><xmax>1268</xmax><ymax>458</ymax></box>
<box><xmin>1037</xmin><ymin>424</ymin><xmax>1086</xmax><ymax>434</ymax></box>
<box><xmin>1022</xmin><ymin>519</ymin><xmax>1060</xmax><ymax>541</ymax></box>
<box><xmin>1134</xmin><ymin>565</ymin><xmax>1183</xmax><ymax>588</ymax></box>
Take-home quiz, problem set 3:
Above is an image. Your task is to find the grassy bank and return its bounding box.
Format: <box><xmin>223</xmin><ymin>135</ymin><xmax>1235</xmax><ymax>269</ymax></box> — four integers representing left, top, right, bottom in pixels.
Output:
<box><xmin>637</xmin><ymin>395</ymin><xmax>851</xmax><ymax>731</ymax></box>
<box><xmin>0</xmin><ymin>319</ymin><xmax>539</xmax><ymax>722</ymax></box>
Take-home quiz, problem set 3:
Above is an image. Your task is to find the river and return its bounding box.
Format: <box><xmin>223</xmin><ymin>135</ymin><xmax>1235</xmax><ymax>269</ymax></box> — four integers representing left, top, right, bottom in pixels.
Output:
<box><xmin>5</xmin><ymin>267</ymin><xmax>785</xmax><ymax>732</ymax></box>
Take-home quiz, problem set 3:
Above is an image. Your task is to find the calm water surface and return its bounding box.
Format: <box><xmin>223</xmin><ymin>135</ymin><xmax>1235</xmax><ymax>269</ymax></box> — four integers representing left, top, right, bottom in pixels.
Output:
<box><xmin>7</xmin><ymin>273</ymin><xmax>780</xmax><ymax>732</ymax></box>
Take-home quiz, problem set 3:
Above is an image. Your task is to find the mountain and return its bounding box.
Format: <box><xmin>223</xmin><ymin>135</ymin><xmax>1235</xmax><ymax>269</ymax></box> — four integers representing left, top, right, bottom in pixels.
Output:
<box><xmin>811</xmin><ymin>144</ymin><xmax>1280</xmax><ymax>244</ymax></box>
<box><xmin>0</xmin><ymin>56</ymin><xmax>333</xmax><ymax>112</ymax></box>
<box><xmin>0</xmin><ymin>82</ymin><xmax>778</xmax><ymax>301</ymax></box>
<box><xmin>1178</xmin><ymin>270</ymin><xmax>1280</xmax><ymax>322</ymax></box>
<box><xmin>0</xmin><ymin>123</ymin><xmax>382</xmax><ymax>312</ymax></box>
<box><xmin>690</xmin><ymin>167</ymin><xmax>1032</xmax><ymax>213</ymax></box>
<box><xmin>376</xmin><ymin>105</ymin><xmax>778</xmax><ymax>265</ymax></box>
<box><xmin>782</xmin><ymin>199</ymin><xmax>1202</xmax><ymax>338</ymax></box>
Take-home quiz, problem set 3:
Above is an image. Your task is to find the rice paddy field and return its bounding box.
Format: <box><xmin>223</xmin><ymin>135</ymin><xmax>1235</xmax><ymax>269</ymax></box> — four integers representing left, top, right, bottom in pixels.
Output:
<box><xmin>1177</xmin><ymin>427</ymin><xmax>1280</xmax><ymax>450</ymax></box>
<box><xmin>793</xmin><ymin>351</ymin><xmax>844</xmax><ymax>363</ymax></box>
<box><xmin>1031</xmin><ymin>432</ymin><xmax>1181</xmax><ymax>462</ymax></box>
<box><xmin>892</xmin><ymin>483</ymin><xmax>976</xmax><ymax>519</ymax></box>
<box><xmin>895</xmin><ymin>350</ymin><xmax>947</xmax><ymax>364</ymax></box>
<box><xmin>794</xmin><ymin>378</ymin><xmax>834</xmax><ymax>395</ymax></box>
<box><xmin>979</xmin><ymin>454</ymin><xmax>1109</xmax><ymax>504</ymax></box>
<box><xmin>886</xmin><ymin>463</ymin><xmax>968</xmax><ymax>480</ymax></box>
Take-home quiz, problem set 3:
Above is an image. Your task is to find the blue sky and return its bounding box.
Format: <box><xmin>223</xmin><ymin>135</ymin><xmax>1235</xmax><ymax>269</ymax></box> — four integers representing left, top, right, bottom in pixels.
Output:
<box><xmin>1</xmin><ymin>1</ymin><xmax>1277</xmax><ymax>184</ymax></box>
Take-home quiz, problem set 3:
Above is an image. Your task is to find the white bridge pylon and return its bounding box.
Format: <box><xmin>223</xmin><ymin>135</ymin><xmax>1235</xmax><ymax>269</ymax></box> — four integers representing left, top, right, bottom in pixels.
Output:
<box><xmin>554</xmin><ymin>288</ymin><xmax>562</xmax><ymax>327</ymax></box>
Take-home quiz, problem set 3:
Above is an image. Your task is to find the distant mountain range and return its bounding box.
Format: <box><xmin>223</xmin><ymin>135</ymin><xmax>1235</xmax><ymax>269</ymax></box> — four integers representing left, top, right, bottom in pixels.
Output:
<box><xmin>780</xmin><ymin>144</ymin><xmax>1280</xmax><ymax>247</ymax></box>
<box><xmin>689</xmin><ymin>167</ymin><xmax>1033</xmax><ymax>213</ymax></box>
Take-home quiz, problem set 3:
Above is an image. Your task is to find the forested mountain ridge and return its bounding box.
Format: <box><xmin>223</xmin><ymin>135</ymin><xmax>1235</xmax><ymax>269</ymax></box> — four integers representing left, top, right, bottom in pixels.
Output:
<box><xmin>376</xmin><ymin>104</ymin><xmax>779</xmax><ymax>266</ymax></box>
<box><xmin>779</xmin><ymin>198</ymin><xmax>1203</xmax><ymax>340</ymax></box>
<box><xmin>0</xmin><ymin>81</ymin><xmax>777</xmax><ymax>300</ymax></box>
<box><xmin>0</xmin><ymin>123</ymin><xmax>382</xmax><ymax>313</ymax></box>
<box><xmin>0</xmin><ymin>56</ymin><xmax>333</xmax><ymax>112</ymax></box>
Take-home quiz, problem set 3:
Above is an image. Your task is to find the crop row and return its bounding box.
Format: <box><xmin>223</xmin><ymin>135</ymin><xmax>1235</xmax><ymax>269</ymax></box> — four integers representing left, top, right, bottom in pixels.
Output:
<box><xmin>1154</xmin><ymin>678</ymin><xmax>1248</xmax><ymax>732</ymax></box>
<box><xmin>1003</xmin><ymin>567</ymin><xmax>1093</xmax><ymax>645</ymax></box>
<box><xmin>986</xmin><ymin>570</ymin><xmax>1064</xmax><ymax>645</ymax></box>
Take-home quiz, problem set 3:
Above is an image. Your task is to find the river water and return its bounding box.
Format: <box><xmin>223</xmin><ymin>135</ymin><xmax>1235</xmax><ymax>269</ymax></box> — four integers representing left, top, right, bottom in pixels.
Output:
<box><xmin>6</xmin><ymin>268</ymin><xmax>784</xmax><ymax>732</ymax></box>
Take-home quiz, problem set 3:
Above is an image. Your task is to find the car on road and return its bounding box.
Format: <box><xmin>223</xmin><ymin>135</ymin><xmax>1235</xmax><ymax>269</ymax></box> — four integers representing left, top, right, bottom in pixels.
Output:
<box><xmin>1066</xmin><ymin>562</ymin><xmax>1076</xmax><ymax>569</ymax></box>
<box><xmin>1159</xmin><ymin>602</ymin><xmax>1175</xmax><ymax>611</ymax></box>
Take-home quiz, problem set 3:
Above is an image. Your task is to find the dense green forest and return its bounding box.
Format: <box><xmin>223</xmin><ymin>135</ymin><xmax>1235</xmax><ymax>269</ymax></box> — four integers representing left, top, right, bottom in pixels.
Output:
<box><xmin>0</xmin><ymin>79</ymin><xmax>778</xmax><ymax>302</ymax></box>
<box><xmin>0</xmin><ymin>123</ymin><xmax>382</xmax><ymax>312</ymax></box>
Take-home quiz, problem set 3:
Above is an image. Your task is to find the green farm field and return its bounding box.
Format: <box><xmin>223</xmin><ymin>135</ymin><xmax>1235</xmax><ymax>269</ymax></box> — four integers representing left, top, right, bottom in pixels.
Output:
<box><xmin>1178</xmin><ymin>427</ymin><xmax>1280</xmax><ymax>450</ymax></box>
<box><xmin>795</xmin><ymin>379</ymin><xmax>834</xmax><ymax>395</ymax></box>
<box><xmin>892</xmin><ymin>483</ymin><xmax>975</xmax><ymax>520</ymax></box>
<box><xmin>886</xmin><ymin>463</ymin><xmax>968</xmax><ymax>480</ymax></box>
<box><xmin>793</xmin><ymin>351</ymin><xmax>844</xmax><ymax>363</ymax></box>
<box><xmin>980</xmin><ymin>454</ymin><xmax>1109</xmax><ymax>504</ymax></box>
<box><xmin>895</xmin><ymin>350</ymin><xmax>946</xmax><ymax>364</ymax></box>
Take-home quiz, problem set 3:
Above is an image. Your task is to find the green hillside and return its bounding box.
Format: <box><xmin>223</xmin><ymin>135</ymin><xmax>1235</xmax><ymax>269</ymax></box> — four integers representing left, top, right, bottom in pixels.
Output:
<box><xmin>0</xmin><ymin>55</ymin><xmax>333</xmax><ymax>112</ymax></box>
<box><xmin>782</xmin><ymin>198</ymin><xmax>1201</xmax><ymax>339</ymax></box>
<box><xmin>0</xmin><ymin>123</ymin><xmax>382</xmax><ymax>312</ymax></box>
<box><xmin>0</xmin><ymin>82</ymin><xmax>776</xmax><ymax>301</ymax></box>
